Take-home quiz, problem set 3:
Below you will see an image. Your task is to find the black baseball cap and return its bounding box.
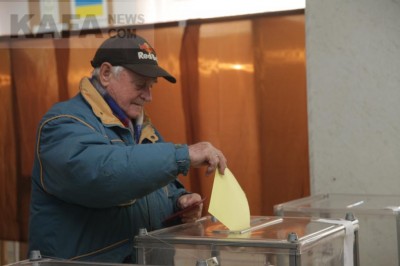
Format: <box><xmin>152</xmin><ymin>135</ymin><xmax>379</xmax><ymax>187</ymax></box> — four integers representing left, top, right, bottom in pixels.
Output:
<box><xmin>91</xmin><ymin>35</ymin><xmax>176</xmax><ymax>83</ymax></box>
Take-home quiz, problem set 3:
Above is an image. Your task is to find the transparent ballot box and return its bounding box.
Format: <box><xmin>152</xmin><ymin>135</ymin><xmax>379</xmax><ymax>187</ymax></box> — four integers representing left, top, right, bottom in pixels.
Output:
<box><xmin>274</xmin><ymin>193</ymin><xmax>400</xmax><ymax>266</ymax></box>
<box><xmin>135</xmin><ymin>216</ymin><xmax>359</xmax><ymax>266</ymax></box>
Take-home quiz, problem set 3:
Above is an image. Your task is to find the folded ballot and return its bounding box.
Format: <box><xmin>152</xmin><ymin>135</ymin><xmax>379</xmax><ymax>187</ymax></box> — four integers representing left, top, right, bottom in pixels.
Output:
<box><xmin>208</xmin><ymin>168</ymin><xmax>250</xmax><ymax>231</ymax></box>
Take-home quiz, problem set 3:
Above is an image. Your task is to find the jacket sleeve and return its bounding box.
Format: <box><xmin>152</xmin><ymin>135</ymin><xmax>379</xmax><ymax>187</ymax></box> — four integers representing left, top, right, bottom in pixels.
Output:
<box><xmin>36</xmin><ymin>115</ymin><xmax>190</xmax><ymax>208</ymax></box>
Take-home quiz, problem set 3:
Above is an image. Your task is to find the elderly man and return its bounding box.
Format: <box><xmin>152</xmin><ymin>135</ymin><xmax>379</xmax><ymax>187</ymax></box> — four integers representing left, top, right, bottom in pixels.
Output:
<box><xmin>28</xmin><ymin>34</ymin><xmax>227</xmax><ymax>263</ymax></box>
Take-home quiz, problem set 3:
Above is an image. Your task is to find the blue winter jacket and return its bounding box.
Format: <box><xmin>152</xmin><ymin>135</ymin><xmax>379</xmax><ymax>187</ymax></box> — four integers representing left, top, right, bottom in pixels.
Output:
<box><xmin>28</xmin><ymin>77</ymin><xmax>190</xmax><ymax>263</ymax></box>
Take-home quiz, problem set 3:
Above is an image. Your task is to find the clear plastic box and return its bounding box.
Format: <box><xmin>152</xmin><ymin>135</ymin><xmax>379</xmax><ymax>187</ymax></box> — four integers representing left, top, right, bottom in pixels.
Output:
<box><xmin>274</xmin><ymin>193</ymin><xmax>400</xmax><ymax>266</ymax></box>
<box><xmin>135</xmin><ymin>215</ymin><xmax>359</xmax><ymax>266</ymax></box>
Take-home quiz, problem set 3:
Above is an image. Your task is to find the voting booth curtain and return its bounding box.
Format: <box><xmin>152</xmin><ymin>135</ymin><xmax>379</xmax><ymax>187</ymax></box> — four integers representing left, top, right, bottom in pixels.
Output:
<box><xmin>0</xmin><ymin>11</ymin><xmax>309</xmax><ymax>242</ymax></box>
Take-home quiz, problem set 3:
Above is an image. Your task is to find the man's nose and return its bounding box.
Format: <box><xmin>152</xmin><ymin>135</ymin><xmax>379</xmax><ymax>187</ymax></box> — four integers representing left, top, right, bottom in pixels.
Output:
<box><xmin>142</xmin><ymin>87</ymin><xmax>152</xmax><ymax>102</ymax></box>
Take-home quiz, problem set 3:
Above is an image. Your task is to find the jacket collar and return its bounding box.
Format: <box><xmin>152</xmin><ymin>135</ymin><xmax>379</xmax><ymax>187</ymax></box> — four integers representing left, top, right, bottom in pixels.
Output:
<box><xmin>79</xmin><ymin>77</ymin><xmax>159</xmax><ymax>143</ymax></box>
<box><xmin>80</xmin><ymin>77</ymin><xmax>124</xmax><ymax>127</ymax></box>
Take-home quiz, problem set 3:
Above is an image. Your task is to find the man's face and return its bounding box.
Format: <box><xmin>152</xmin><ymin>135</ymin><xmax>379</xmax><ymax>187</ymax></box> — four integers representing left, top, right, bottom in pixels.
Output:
<box><xmin>106</xmin><ymin>68</ymin><xmax>156</xmax><ymax>120</ymax></box>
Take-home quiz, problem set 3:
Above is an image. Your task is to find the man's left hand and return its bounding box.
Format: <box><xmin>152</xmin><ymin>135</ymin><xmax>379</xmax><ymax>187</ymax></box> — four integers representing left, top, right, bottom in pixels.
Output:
<box><xmin>177</xmin><ymin>193</ymin><xmax>203</xmax><ymax>223</ymax></box>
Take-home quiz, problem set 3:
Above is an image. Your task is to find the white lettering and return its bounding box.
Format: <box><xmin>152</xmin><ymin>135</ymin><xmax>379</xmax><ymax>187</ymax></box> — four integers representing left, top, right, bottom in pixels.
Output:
<box><xmin>137</xmin><ymin>52</ymin><xmax>157</xmax><ymax>61</ymax></box>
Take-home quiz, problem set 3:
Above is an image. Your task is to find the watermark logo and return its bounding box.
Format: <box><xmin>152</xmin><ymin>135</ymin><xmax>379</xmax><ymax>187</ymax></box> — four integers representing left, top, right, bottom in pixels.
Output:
<box><xmin>108</xmin><ymin>14</ymin><xmax>145</xmax><ymax>25</ymax></box>
<box><xmin>9</xmin><ymin>13</ymin><xmax>146</xmax><ymax>39</ymax></box>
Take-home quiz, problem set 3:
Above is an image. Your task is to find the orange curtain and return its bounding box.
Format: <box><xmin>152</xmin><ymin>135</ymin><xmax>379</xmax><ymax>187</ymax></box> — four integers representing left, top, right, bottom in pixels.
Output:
<box><xmin>0</xmin><ymin>43</ymin><xmax>19</xmax><ymax>241</ymax></box>
<box><xmin>0</xmin><ymin>11</ymin><xmax>309</xmax><ymax>243</ymax></box>
<box><xmin>8</xmin><ymin>39</ymin><xmax>62</xmax><ymax>242</ymax></box>
<box><xmin>252</xmin><ymin>15</ymin><xmax>310</xmax><ymax>214</ymax></box>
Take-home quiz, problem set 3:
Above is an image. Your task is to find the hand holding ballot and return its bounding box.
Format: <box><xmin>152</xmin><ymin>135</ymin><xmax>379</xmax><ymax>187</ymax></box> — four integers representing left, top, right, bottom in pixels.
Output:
<box><xmin>188</xmin><ymin>142</ymin><xmax>227</xmax><ymax>176</ymax></box>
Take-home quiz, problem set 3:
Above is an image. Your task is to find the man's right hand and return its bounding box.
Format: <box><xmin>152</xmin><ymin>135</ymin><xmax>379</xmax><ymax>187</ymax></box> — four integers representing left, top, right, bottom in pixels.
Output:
<box><xmin>188</xmin><ymin>142</ymin><xmax>227</xmax><ymax>176</ymax></box>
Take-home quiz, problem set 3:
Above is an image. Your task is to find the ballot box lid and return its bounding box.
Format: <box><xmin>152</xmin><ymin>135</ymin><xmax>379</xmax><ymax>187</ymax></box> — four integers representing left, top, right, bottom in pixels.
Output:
<box><xmin>274</xmin><ymin>193</ymin><xmax>400</xmax><ymax>216</ymax></box>
<box><xmin>135</xmin><ymin>215</ymin><xmax>358</xmax><ymax>252</ymax></box>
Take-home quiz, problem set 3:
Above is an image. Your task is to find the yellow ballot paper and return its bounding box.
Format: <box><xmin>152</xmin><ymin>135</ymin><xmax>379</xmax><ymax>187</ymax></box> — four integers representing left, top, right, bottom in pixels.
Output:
<box><xmin>208</xmin><ymin>168</ymin><xmax>250</xmax><ymax>231</ymax></box>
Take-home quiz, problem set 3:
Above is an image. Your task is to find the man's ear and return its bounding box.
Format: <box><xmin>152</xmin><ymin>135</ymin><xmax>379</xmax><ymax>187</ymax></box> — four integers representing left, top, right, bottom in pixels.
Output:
<box><xmin>99</xmin><ymin>62</ymin><xmax>113</xmax><ymax>87</ymax></box>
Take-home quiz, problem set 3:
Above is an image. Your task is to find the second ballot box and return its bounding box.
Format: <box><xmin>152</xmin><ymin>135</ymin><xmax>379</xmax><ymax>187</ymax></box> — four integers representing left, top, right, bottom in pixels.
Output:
<box><xmin>135</xmin><ymin>215</ymin><xmax>359</xmax><ymax>266</ymax></box>
<box><xmin>274</xmin><ymin>193</ymin><xmax>400</xmax><ymax>266</ymax></box>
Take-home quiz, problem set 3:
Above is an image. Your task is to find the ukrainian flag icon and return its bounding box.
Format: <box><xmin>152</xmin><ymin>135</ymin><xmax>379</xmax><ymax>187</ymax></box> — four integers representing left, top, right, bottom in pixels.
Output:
<box><xmin>74</xmin><ymin>0</ymin><xmax>104</xmax><ymax>18</ymax></box>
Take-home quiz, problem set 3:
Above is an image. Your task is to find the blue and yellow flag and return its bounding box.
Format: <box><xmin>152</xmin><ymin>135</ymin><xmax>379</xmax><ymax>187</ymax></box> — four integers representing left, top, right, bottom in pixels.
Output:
<box><xmin>74</xmin><ymin>0</ymin><xmax>104</xmax><ymax>18</ymax></box>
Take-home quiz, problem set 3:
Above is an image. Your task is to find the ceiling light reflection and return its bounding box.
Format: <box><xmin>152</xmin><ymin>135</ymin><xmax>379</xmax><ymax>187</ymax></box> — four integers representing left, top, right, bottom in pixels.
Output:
<box><xmin>0</xmin><ymin>74</ymin><xmax>11</xmax><ymax>88</ymax></box>
<box><xmin>199</xmin><ymin>59</ymin><xmax>254</xmax><ymax>75</ymax></box>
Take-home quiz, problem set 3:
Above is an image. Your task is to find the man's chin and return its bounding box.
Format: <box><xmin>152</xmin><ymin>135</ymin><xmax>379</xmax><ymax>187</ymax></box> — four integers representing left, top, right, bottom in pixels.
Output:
<box><xmin>127</xmin><ymin>109</ymin><xmax>142</xmax><ymax>120</ymax></box>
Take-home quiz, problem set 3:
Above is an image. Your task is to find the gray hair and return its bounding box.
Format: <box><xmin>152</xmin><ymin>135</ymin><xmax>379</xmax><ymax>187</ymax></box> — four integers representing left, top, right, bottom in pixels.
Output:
<box><xmin>92</xmin><ymin>66</ymin><xmax>124</xmax><ymax>79</ymax></box>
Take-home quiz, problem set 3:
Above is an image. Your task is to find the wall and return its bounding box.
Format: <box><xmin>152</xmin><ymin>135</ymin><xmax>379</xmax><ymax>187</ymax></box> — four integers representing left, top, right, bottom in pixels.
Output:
<box><xmin>0</xmin><ymin>1</ymin><xmax>305</xmax><ymax>36</ymax></box>
<box><xmin>307</xmin><ymin>0</ymin><xmax>400</xmax><ymax>194</ymax></box>
<box><xmin>0</xmin><ymin>2</ymin><xmax>29</xmax><ymax>36</ymax></box>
